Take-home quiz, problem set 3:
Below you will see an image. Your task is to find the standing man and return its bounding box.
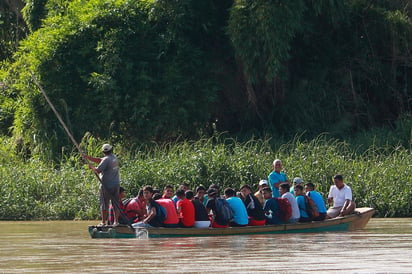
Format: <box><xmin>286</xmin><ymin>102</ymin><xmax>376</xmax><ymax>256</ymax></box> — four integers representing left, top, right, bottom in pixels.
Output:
<box><xmin>268</xmin><ymin>159</ymin><xmax>289</xmax><ymax>198</ymax></box>
<box><xmin>83</xmin><ymin>144</ymin><xmax>120</xmax><ymax>227</ymax></box>
<box><xmin>326</xmin><ymin>174</ymin><xmax>356</xmax><ymax>218</ymax></box>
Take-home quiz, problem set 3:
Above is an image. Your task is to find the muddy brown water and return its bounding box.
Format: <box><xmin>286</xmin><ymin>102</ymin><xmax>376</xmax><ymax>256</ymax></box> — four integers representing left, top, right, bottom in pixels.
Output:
<box><xmin>0</xmin><ymin>218</ymin><xmax>411</xmax><ymax>273</ymax></box>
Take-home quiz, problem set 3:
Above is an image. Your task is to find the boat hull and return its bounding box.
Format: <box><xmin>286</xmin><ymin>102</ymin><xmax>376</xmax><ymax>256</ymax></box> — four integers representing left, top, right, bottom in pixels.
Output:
<box><xmin>88</xmin><ymin>207</ymin><xmax>375</xmax><ymax>238</ymax></box>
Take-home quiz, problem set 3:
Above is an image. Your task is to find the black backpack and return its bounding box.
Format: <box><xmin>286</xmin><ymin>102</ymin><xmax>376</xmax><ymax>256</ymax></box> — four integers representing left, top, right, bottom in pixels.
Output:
<box><xmin>215</xmin><ymin>198</ymin><xmax>234</xmax><ymax>224</ymax></box>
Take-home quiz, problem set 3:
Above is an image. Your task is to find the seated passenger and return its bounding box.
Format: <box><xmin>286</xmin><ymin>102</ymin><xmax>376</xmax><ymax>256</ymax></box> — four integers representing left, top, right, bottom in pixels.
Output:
<box><xmin>203</xmin><ymin>183</ymin><xmax>220</xmax><ymax>207</ymax></box>
<box><xmin>132</xmin><ymin>185</ymin><xmax>164</xmax><ymax>228</ymax></box>
<box><xmin>192</xmin><ymin>186</ymin><xmax>211</xmax><ymax>228</ymax></box>
<box><xmin>156</xmin><ymin>191</ymin><xmax>179</xmax><ymax>228</ymax></box>
<box><xmin>224</xmin><ymin>187</ymin><xmax>248</xmax><ymax>227</ymax></box>
<box><xmin>327</xmin><ymin>174</ymin><xmax>356</xmax><ymax>218</ymax></box>
<box><xmin>305</xmin><ymin>182</ymin><xmax>327</xmax><ymax>221</ymax></box>
<box><xmin>176</xmin><ymin>190</ymin><xmax>195</xmax><ymax>228</ymax></box>
<box><xmin>205</xmin><ymin>188</ymin><xmax>230</xmax><ymax>228</ymax></box>
<box><xmin>124</xmin><ymin>189</ymin><xmax>146</xmax><ymax>223</ymax></box>
<box><xmin>290</xmin><ymin>177</ymin><xmax>303</xmax><ymax>197</ymax></box>
<box><xmin>108</xmin><ymin>186</ymin><xmax>128</xmax><ymax>225</ymax></box>
<box><xmin>279</xmin><ymin>183</ymin><xmax>300</xmax><ymax>223</ymax></box>
<box><xmin>240</xmin><ymin>184</ymin><xmax>266</xmax><ymax>226</ymax></box>
<box><xmin>172</xmin><ymin>182</ymin><xmax>189</xmax><ymax>204</ymax></box>
<box><xmin>294</xmin><ymin>185</ymin><xmax>311</xmax><ymax>222</ymax></box>
<box><xmin>162</xmin><ymin>184</ymin><xmax>175</xmax><ymax>199</ymax></box>
<box><xmin>254</xmin><ymin>180</ymin><xmax>268</xmax><ymax>206</ymax></box>
<box><xmin>261</xmin><ymin>187</ymin><xmax>281</xmax><ymax>225</ymax></box>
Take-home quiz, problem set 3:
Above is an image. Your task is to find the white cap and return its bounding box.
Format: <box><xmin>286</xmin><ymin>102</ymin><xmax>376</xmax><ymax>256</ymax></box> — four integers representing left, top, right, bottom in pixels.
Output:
<box><xmin>259</xmin><ymin>180</ymin><xmax>268</xmax><ymax>186</ymax></box>
<box><xmin>102</xmin><ymin>144</ymin><xmax>113</xmax><ymax>152</ymax></box>
<box><xmin>293</xmin><ymin>177</ymin><xmax>303</xmax><ymax>184</ymax></box>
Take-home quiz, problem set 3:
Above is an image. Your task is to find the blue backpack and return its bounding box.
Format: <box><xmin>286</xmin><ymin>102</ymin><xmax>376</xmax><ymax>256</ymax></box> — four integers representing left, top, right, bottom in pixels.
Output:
<box><xmin>149</xmin><ymin>201</ymin><xmax>167</xmax><ymax>227</ymax></box>
<box><xmin>157</xmin><ymin>204</ymin><xmax>167</xmax><ymax>222</ymax></box>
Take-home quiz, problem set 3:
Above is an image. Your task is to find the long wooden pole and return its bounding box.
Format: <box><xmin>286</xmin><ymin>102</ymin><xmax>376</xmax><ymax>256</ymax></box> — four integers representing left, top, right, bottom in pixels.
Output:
<box><xmin>31</xmin><ymin>73</ymin><xmax>131</xmax><ymax>225</ymax></box>
<box><xmin>31</xmin><ymin>73</ymin><xmax>83</xmax><ymax>154</ymax></box>
<box><xmin>30</xmin><ymin>72</ymin><xmax>103</xmax><ymax>183</ymax></box>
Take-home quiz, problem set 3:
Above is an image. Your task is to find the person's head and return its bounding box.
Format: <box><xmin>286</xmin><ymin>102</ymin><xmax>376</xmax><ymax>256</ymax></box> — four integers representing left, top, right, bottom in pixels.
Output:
<box><xmin>175</xmin><ymin>189</ymin><xmax>185</xmax><ymax>200</ymax></box>
<box><xmin>179</xmin><ymin>182</ymin><xmax>189</xmax><ymax>192</ymax></box>
<box><xmin>293</xmin><ymin>177</ymin><xmax>303</xmax><ymax>186</ymax></box>
<box><xmin>240</xmin><ymin>184</ymin><xmax>252</xmax><ymax>197</ymax></box>
<box><xmin>142</xmin><ymin>185</ymin><xmax>154</xmax><ymax>200</ymax></box>
<box><xmin>153</xmin><ymin>193</ymin><xmax>162</xmax><ymax>200</ymax></box>
<box><xmin>261</xmin><ymin>187</ymin><xmax>272</xmax><ymax>200</ymax></box>
<box><xmin>209</xmin><ymin>183</ymin><xmax>220</xmax><ymax>194</ymax></box>
<box><xmin>258</xmin><ymin>179</ymin><xmax>268</xmax><ymax>190</ymax></box>
<box><xmin>272</xmin><ymin>159</ymin><xmax>283</xmax><ymax>172</ymax></box>
<box><xmin>195</xmin><ymin>185</ymin><xmax>206</xmax><ymax>198</ymax></box>
<box><xmin>333</xmin><ymin>174</ymin><xmax>344</xmax><ymax>189</ymax></box>
<box><xmin>185</xmin><ymin>190</ymin><xmax>194</xmax><ymax>200</ymax></box>
<box><xmin>224</xmin><ymin>187</ymin><xmax>236</xmax><ymax>198</ymax></box>
<box><xmin>279</xmin><ymin>183</ymin><xmax>290</xmax><ymax>195</ymax></box>
<box><xmin>207</xmin><ymin>188</ymin><xmax>217</xmax><ymax>198</ymax></box>
<box><xmin>305</xmin><ymin>182</ymin><xmax>315</xmax><ymax>192</ymax></box>
<box><xmin>101</xmin><ymin>143</ymin><xmax>113</xmax><ymax>155</ymax></box>
<box><xmin>163</xmin><ymin>184</ymin><xmax>174</xmax><ymax>198</ymax></box>
<box><xmin>294</xmin><ymin>184</ymin><xmax>304</xmax><ymax>196</ymax></box>
<box><xmin>119</xmin><ymin>186</ymin><xmax>125</xmax><ymax>199</ymax></box>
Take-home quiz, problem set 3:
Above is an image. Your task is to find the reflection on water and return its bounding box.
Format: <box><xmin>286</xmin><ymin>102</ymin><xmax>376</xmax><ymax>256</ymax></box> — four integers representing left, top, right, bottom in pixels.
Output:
<box><xmin>0</xmin><ymin>218</ymin><xmax>411</xmax><ymax>273</ymax></box>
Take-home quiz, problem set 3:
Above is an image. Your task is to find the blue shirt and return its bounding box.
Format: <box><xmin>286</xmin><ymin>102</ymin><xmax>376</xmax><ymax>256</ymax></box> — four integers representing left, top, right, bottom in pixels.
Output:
<box><xmin>268</xmin><ymin>171</ymin><xmax>287</xmax><ymax>198</ymax></box>
<box><xmin>296</xmin><ymin>195</ymin><xmax>309</xmax><ymax>218</ymax></box>
<box><xmin>226</xmin><ymin>197</ymin><xmax>249</xmax><ymax>225</ymax></box>
<box><xmin>307</xmin><ymin>190</ymin><xmax>327</xmax><ymax>213</ymax></box>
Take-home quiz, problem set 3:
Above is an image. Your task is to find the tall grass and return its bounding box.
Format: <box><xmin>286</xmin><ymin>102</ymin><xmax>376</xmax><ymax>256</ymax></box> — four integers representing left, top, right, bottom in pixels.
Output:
<box><xmin>1</xmin><ymin>134</ymin><xmax>411</xmax><ymax>220</ymax></box>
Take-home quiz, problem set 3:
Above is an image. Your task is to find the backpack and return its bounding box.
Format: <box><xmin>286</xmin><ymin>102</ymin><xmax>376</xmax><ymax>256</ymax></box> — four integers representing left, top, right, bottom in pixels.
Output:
<box><xmin>274</xmin><ymin>197</ymin><xmax>292</xmax><ymax>222</ymax></box>
<box><xmin>304</xmin><ymin>195</ymin><xmax>319</xmax><ymax>219</ymax></box>
<box><xmin>215</xmin><ymin>198</ymin><xmax>235</xmax><ymax>224</ymax></box>
<box><xmin>122</xmin><ymin>198</ymin><xmax>134</xmax><ymax>207</ymax></box>
<box><xmin>155</xmin><ymin>203</ymin><xmax>167</xmax><ymax>223</ymax></box>
<box><xmin>148</xmin><ymin>201</ymin><xmax>167</xmax><ymax>227</ymax></box>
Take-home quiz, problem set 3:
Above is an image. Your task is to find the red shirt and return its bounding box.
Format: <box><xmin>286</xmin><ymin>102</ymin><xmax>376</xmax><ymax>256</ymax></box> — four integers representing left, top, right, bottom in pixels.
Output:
<box><xmin>177</xmin><ymin>198</ymin><xmax>195</xmax><ymax>227</ymax></box>
<box><xmin>156</xmin><ymin>198</ymin><xmax>179</xmax><ymax>225</ymax></box>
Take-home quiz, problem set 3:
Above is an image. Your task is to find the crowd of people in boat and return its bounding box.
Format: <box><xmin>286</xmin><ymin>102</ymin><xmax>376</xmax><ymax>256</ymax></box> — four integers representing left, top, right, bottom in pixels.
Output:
<box><xmin>105</xmin><ymin>159</ymin><xmax>356</xmax><ymax>229</ymax></box>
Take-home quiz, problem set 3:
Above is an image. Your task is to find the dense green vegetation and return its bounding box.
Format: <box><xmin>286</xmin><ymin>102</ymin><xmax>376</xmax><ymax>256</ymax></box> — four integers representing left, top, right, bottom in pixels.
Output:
<box><xmin>1</xmin><ymin>134</ymin><xmax>411</xmax><ymax>220</ymax></box>
<box><xmin>1</xmin><ymin>0</ymin><xmax>411</xmax><ymax>158</ymax></box>
<box><xmin>0</xmin><ymin>1</ymin><xmax>411</xmax><ymax>219</ymax></box>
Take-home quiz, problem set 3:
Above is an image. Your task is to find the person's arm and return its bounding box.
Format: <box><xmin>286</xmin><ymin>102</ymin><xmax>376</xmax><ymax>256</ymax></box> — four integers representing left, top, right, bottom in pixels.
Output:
<box><xmin>82</xmin><ymin>154</ymin><xmax>102</xmax><ymax>164</ymax></box>
<box><xmin>339</xmin><ymin>199</ymin><xmax>351</xmax><ymax>216</ymax></box>
<box><xmin>176</xmin><ymin>201</ymin><xmax>182</xmax><ymax>215</ymax></box>
<box><xmin>143</xmin><ymin>206</ymin><xmax>157</xmax><ymax>224</ymax></box>
<box><xmin>88</xmin><ymin>163</ymin><xmax>101</xmax><ymax>174</ymax></box>
<box><xmin>327</xmin><ymin>186</ymin><xmax>334</xmax><ymax>205</ymax></box>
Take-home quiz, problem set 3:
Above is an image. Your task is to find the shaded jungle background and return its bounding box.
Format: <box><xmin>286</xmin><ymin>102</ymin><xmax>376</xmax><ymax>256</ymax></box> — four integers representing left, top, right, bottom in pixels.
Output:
<box><xmin>0</xmin><ymin>0</ymin><xmax>411</xmax><ymax>219</ymax></box>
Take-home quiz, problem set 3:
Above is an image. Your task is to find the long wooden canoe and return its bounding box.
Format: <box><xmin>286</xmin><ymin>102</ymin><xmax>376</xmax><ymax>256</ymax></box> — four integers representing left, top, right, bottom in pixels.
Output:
<box><xmin>88</xmin><ymin>207</ymin><xmax>375</xmax><ymax>238</ymax></box>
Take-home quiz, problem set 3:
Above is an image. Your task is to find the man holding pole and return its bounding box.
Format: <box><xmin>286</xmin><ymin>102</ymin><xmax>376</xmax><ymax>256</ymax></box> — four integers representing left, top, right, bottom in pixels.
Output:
<box><xmin>83</xmin><ymin>144</ymin><xmax>120</xmax><ymax>226</ymax></box>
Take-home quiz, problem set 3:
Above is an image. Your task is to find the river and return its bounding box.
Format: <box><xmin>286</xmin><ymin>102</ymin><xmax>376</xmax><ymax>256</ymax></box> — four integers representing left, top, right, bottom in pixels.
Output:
<box><xmin>0</xmin><ymin>218</ymin><xmax>411</xmax><ymax>273</ymax></box>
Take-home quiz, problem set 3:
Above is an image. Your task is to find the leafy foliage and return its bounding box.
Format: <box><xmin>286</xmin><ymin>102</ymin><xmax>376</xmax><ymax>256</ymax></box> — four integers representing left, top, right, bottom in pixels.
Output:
<box><xmin>0</xmin><ymin>0</ymin><xmax>411</xmax><ymax>164</ymax></box>
<box><xmin>1</xmin><ymin>134</ymin><xmax>411</xmax><ymax>220</ymax></box>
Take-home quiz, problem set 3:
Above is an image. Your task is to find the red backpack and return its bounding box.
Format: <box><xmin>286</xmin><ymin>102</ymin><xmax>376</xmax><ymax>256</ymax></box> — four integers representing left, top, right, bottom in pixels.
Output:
<box><xmin>304</xmin><ymin>195</ymin><xmax>319</xmax><ymax>219</ymax></box>
<box><xmin>274</xmin><ymin>197</ymin><xmax>292</xmax><ymax>222</ymax></box>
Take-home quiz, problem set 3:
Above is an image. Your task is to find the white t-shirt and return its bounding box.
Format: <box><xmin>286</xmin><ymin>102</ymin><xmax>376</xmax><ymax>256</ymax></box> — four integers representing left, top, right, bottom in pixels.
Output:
<box><xmin>282</xmin><ymin>192</ymin><xmax>300</xmax><ymax>220</ymax></box>
<box><xmin>328</xmin><ymin>184</ymin><xmax>352</xmax><ymax>207</ymax></box>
